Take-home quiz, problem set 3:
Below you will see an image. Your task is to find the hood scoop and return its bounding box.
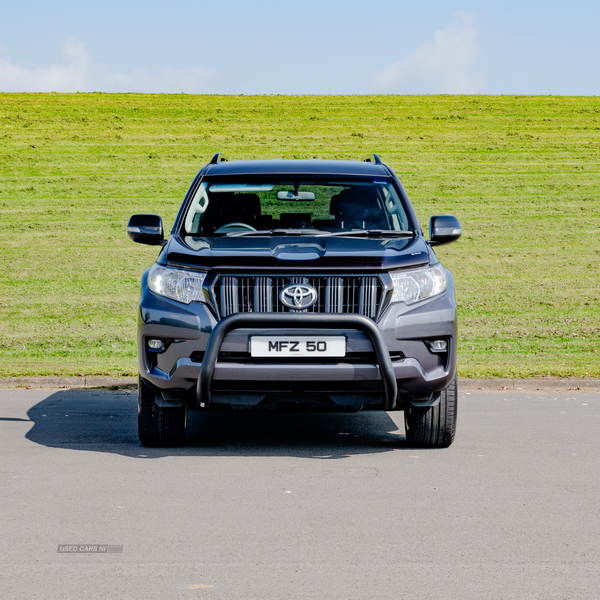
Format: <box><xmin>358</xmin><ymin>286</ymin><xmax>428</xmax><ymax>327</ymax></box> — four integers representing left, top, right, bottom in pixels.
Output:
<box><xmin>271</xmin><ymin>242</ymin><xmax>325</xmax><ymax>261</ymax></box>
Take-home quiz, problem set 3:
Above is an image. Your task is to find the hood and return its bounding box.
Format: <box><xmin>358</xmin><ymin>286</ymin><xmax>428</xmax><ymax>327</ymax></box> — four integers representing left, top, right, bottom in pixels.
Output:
<box><xmin>161</xmin><ymin>234</ymin><xmax>433</xmax><ymax>271</ymax></box>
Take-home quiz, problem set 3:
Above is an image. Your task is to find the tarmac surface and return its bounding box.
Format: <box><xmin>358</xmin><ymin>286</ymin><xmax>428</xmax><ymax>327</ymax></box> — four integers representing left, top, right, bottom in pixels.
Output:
<box><xmin>1</xmin><ymin>387</ymin><xmax>599</xmax><ymax>599</ymax></box>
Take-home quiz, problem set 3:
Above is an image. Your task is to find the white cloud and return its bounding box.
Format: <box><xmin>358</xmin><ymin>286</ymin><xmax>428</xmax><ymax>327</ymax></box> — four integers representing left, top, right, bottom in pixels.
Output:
<box><xmin>370</xmin><ymin>12</ymin><xmax>486</xmax><ymax>94</ymax></box>
<box><xmin>0</xmin><ymin>37</ymin><xmax>219</xmax><ymax>93</ymax></box>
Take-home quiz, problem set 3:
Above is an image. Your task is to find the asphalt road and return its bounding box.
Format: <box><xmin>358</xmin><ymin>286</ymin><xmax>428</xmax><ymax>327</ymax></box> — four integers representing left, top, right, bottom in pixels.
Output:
<box><xmin>1</xmin><ymin>388</ymin><xmax>598</xmax><ymax>599</ymax></box>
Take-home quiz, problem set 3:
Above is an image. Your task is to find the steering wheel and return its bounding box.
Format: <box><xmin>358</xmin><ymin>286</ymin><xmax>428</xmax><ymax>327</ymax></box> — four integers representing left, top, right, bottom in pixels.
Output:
<box><xmin>214</xmin><ymin>222</ymin><xmax>257</xmax><ymax>234</ymax></box>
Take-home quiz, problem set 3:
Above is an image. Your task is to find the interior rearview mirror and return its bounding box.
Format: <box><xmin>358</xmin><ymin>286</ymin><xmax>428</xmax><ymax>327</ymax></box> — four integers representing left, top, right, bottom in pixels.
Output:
<box><xmin>276</xmin><ymin>191</ymin><xmax>316</xmax><ymax>201</ymax></box>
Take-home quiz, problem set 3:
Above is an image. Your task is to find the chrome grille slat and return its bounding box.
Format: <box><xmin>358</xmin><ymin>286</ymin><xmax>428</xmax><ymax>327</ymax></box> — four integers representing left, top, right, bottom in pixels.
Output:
<box><xmin>325</xmin><ymin>277</ymin><xmax>344</xmax><ymax>313</ymax></box>
<box><xmin>215</xmin><ymin>275</ymin><xmax>383</xmax><ymax>320</ymax></box>
<box><xmin>220</xmin><ymin>276</ymin><xmax>239</xmax><ymax>317</ymax></box>
<box><xmin>359</xmin><ymin>276</ymin><xmax>378</xmax><ymax>319</ymax></box>
<box><xmin>253</xmin><ymin>277</ymin><xmax>273</xmax><ymax>312</ymax></box>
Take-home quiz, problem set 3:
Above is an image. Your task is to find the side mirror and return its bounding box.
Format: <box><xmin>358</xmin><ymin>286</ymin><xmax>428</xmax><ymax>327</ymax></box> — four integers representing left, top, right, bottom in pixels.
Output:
<box><xmin>429</xmin><ymin>215</ymin><xmax>462</xmax><ymax>246</ymax></box>
<box><xmin>127</xmin><ymin>214</ymin><xmax>165</xmax><ymax>246</ymax></box>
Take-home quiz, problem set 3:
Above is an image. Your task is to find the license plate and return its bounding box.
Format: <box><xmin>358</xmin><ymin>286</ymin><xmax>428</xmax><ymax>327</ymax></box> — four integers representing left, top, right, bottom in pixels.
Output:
<box><xmin>250</xmin><ymin>336</ymin><xmax>346</xmax><ymax>357</ymax></box>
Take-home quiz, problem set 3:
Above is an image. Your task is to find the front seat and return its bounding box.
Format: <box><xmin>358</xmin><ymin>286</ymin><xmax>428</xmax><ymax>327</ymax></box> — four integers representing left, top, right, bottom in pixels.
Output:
<box><xmin>221</xmin><ymin>193</ymin><xmax>261</xmax><ymax>225</ymax></box>
<box><xmin>330</xmin><ymin>188</ymin><xmax>386</xmax><ymax>229</ymax></box>
<box><xmin>202</xmin><ymin>193</ymin><xmax>262</xmax><ymax>232</ymax></box>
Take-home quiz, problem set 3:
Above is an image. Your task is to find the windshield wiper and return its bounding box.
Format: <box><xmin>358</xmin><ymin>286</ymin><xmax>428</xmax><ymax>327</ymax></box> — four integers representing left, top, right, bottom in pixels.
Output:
<box><xmin>226</xmin><ymin>228</ymin><xmax>415</xmax><ymax>239</ymax></box>
<box><xmin>315</xmin><ymin>229</ymin><xmax>414</xmax><ymax>238</ymax></box>
<box><xmin>225</xmin><ymin>229</ymin><xmax>321</xmax><ymax>237</ymax></box>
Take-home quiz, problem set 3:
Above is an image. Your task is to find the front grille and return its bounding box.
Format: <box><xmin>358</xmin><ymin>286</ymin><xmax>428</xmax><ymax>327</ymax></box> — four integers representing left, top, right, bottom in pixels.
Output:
<box><xmin>213</xmin><ymin>275</ymin><xmax>384</xmax><ymax>320</ymax></box>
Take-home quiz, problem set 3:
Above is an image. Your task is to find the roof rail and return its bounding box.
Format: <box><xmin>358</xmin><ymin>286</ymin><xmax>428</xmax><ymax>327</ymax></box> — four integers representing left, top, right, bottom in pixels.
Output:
<box><xmin>209</xmin><ymin>152</ymin><xmax>228</xmax><ymax>165</ymax></box>
<box><xmin>363</xmin><ymin>153</ymin><xmax>382</xmax><ymax>165</ymax></box>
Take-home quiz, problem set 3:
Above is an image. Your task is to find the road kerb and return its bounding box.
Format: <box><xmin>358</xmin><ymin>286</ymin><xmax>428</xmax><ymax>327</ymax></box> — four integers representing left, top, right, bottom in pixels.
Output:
<box><xmin>0</xmin><ymin>376</ymin><xmax>137</xmax><ymax>389</ymax></box>
<box><xmin>1</xmin><ymin>376</ymin><xmax>599</xmax><ymax>392</ymax></box>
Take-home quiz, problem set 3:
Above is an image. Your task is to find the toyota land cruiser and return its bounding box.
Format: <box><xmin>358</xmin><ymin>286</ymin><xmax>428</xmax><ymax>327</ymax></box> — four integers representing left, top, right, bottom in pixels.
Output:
<box><xmin>127</xmin><ymin>154</ymin><xmax>461</xmax><ymax>448</ymax></box>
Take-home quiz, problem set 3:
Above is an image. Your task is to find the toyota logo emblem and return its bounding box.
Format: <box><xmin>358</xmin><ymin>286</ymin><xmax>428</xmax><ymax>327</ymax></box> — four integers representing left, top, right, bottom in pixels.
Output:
<box><xmin>279</xmin><ymin>283</ymin><xmax>318</xmax><ymax>310</ymax></box>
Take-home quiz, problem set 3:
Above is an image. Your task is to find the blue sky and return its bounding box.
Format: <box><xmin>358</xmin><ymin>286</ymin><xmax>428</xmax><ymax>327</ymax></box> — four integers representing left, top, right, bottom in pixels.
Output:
<box><xmin>0</xmin><ymin>0</ymin><xmax>599</xmax><ymax>94</ymax></box>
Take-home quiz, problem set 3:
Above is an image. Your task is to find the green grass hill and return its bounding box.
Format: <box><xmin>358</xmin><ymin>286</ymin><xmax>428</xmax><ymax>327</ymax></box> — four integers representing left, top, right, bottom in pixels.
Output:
<box><xmin>1</xmin><ymin>93</ymin><xmax>598</xmax><ymax>378</ymax></box>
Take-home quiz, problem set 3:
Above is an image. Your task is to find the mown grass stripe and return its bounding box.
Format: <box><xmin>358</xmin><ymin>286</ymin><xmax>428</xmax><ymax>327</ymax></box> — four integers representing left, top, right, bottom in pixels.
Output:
<box><xmin>1</xmin><ymin>93</ymin><xmax>599</xmax><ymax>377</ymax></box>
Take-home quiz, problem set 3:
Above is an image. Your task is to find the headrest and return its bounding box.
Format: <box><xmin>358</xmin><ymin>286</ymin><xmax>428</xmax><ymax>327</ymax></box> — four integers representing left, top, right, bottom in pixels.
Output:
<box><xmin>330</xmin><ymin>188</ymin><xmax>378</xmax><ymax>221</ymax></box>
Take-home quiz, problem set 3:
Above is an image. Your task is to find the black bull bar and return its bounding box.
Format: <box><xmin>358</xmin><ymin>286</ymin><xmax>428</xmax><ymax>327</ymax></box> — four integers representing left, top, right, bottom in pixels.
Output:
<box><xmin>196</xmin><ymin>313</ymin><xmax>398</xmax><ymax>410</ymax></box>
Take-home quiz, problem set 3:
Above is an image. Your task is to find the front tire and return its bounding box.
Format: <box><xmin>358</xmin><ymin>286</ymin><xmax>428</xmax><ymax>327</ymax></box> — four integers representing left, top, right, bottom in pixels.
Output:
<box><xmin>138</xmin><ymin>376</ymin><xmax>187</xmax><ymax>447</ymax></box>
<box><xmin>404</xmin><ymin>374</ymin><xmax>457</xmax><ymax>448</ymax></box>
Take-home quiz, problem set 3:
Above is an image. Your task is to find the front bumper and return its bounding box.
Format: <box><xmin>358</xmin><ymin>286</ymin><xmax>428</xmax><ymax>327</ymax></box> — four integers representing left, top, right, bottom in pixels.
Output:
<box><xmin>197</xmin><ymin>313</ymin><xmax>398</xmax><ymax>410</ymax></box>
<box><xmin>138</xmin><ymin>273</ymin><xmax>457</xmax><ymax>410</ymax></box>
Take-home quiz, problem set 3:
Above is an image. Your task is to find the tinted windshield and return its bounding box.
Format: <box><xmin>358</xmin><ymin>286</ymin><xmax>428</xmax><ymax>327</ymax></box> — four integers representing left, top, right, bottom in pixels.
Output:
<box><xmin>182</xmin><ymin>177</ymin><xmax>412</xmax><ymax>235</ymax></box>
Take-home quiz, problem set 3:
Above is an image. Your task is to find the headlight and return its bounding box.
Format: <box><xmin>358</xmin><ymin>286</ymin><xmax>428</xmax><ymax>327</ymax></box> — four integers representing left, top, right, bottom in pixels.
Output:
<box><xmin>147</xmin><ymin>264</ymin><xmax>206</xmax><ymax>304</ymax></box>
<box><xmin>390</xmin><ymin>265</ymin><xmax>447</xmax><ymax>305</ymax></box>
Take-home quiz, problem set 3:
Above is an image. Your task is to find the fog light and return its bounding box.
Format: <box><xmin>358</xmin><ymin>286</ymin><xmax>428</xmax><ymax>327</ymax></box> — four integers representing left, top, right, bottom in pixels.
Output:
<box><xmin>147</xmin><ymin>339</ymin><xmax>165</xmax><ymax>351</ymax></box>
<box><xmin>429</xmin><ymin>340</ymin><xmax>448</xmax><ymax>352</ymax></box>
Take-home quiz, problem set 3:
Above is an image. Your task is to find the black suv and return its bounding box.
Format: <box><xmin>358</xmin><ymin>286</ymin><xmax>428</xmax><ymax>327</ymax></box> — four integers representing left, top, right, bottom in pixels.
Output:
<box><xmin>128</xmin><ymin>154</ymin><xmax>461</xmax><ymax>448</ymax></box>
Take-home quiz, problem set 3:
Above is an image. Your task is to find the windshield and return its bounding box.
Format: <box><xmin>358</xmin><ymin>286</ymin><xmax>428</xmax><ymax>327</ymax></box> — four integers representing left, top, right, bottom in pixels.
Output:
<box><xmin>182</xmin><ymin>177</ymin><xmax>413</xmax><ymax>236</ymax></box>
